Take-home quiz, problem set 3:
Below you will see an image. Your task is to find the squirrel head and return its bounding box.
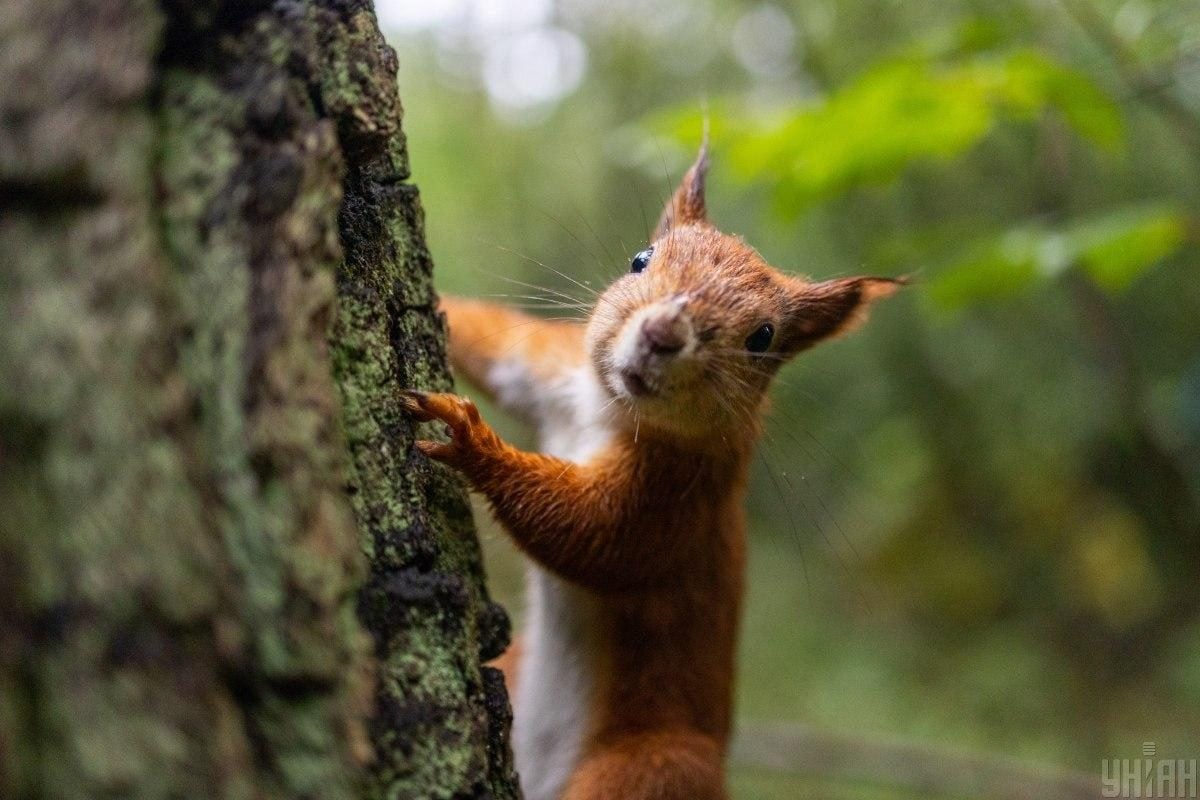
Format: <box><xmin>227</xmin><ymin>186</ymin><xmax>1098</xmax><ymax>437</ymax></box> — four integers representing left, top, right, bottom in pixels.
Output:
<box><xmin>586</xmin><ymin>142</ymin><xmax>903</xmax><ymax>442</ymax></box>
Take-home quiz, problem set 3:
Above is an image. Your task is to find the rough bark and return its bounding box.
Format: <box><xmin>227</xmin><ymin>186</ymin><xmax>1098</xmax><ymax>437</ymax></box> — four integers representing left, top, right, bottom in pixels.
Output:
<box><xmin>0</xmin><ymin>2</ymin><xmax>515</xmax><ymax>799</ymax></box>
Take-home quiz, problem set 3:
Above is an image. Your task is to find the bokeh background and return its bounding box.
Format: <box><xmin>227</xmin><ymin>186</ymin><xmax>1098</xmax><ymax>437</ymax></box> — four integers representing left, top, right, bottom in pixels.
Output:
<box><xmin>377</xmin><ymin>1</ymin><xmax>1200</xmax><ymax>796</ymax></box>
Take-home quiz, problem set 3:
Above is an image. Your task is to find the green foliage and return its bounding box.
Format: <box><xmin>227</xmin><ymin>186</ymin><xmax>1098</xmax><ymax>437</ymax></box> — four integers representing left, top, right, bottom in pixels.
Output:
<box><xmin>656</xmin><ymin>48</ymin><xmax>1123</xmax><ymax>214</ymax></box>
<box><xmin>929</xmin><ymin>205</ymin><xmax>1190</xmax><ymax>307</ymax></box>
<box><xmin>654</xmin><ymin>32</ymin><xmax>1192</xmax><ymax>319</ymax></box>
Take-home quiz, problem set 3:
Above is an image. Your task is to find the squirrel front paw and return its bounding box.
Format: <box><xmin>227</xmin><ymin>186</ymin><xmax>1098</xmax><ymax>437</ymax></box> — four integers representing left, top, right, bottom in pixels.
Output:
<box><xmin>399</xmin><ymin>390</ymin><xmax>500</xmax><ymax>470</ymax></box>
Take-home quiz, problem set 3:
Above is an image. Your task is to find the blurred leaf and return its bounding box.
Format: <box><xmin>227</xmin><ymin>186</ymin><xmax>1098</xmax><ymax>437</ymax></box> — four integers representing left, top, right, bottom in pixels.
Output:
<box><xmin>1070</xmin><ymin>206</ymin><xmax>1189</xmax><ymax>290</ymax></box>
<box><xmin>652</xmin><ymin>48</ymin><xmax>1123</xmax><ymax>213</ymax></box>
<box><xmin>1029</xmin><ymin>55</ymin><xmax>1125</xmax><ymax>151</ymax></box>
<box><xmin>929</xmin><ymin>205</ymin><xmax>1189</xmax><ymax>308</ymax></box>
<box><xmin>926</xmin><ymin>229</ymin><xmax>1044</xmax><ymax>307</ymax></box>
<box><xmin>952</xmin><ymin>17</ymin><xmax>1007</xmax><ymax>55</ymax></box>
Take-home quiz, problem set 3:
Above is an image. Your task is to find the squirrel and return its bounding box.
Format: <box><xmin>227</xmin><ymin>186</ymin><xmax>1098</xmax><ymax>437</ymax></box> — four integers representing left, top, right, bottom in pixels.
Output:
<box><xmin>400</xmin><ymin>142</ymin><xmax>901</xmax><ymax>800</ymax></box>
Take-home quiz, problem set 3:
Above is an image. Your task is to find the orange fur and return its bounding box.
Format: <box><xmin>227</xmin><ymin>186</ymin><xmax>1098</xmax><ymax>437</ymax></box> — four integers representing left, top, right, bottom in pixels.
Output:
<box><xmin>399</xmin><ymin>390</ymin><xmax>743</xmax><ymax>798</ymax></box>
<box><xmin>404</xmin><ymin>144</ymin><xmax>899</xmax><ymax>799</ymax></box>
<box><xmin>440</xmin><ymin>295</ymin><xmax>585</xmax><ymax>424</ymax></box>
<box><xmin>490</xmin><ymin>634</ymin><xmax>524</xmax><ymax>692</ymax></box>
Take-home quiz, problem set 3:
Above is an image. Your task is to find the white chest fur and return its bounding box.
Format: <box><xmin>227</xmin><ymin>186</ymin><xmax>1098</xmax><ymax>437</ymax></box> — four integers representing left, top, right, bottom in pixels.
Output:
<box><xmin>510</xmin><ymin>365</ymin><xmax>614</xmax><ymax>800</ymax></box>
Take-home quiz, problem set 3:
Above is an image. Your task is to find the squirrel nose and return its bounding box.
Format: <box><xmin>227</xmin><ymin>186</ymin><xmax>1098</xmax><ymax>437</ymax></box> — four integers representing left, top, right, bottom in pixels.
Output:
<box><xmin>641</xmin><ymin>313</ymin><xmax>687</xmax><ymax>355</ymax></box>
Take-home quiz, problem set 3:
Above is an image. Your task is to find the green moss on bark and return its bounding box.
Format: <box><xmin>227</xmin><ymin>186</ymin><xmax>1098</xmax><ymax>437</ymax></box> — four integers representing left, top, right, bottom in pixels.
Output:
<box><xmin>322</xmin><ymin>5</ymin><xmax>517</xmax><ymax>797</ymax></box>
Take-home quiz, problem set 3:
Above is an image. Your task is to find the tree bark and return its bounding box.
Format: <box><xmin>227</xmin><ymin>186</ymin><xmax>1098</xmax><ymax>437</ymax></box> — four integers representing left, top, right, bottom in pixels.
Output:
<box><xmin>0</xmin><ymin>2</ymin><xmax>516</xmax><ymax>799</ymax></box>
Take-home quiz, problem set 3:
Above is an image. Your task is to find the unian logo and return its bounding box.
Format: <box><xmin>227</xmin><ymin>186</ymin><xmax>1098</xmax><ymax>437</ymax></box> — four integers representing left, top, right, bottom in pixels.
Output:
<box><xmin>1102</xmin><ymin>743</ymin><xmax>1198</xmax><ymax>798</ymax></box>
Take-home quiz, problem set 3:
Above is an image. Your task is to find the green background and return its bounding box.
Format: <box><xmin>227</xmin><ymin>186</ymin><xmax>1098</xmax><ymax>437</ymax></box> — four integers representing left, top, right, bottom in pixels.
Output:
<box><xmin>382</xmin><ymin>1</ymin><xmax>1200</xmax><ymax>795</ymax></box>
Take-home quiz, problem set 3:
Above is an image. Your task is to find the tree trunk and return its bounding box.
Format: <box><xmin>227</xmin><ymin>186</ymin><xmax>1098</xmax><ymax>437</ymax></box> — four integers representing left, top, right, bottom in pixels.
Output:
<box><xmin>0</xmin><ymin>2</ymin><xmax>516</xmax><ymax>799</ymax></box>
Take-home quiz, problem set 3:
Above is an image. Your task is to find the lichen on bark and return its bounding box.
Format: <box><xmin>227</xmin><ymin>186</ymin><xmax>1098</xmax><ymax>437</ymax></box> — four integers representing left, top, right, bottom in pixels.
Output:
<box><xmin>0</xmin><ymin>1</ymin><xmax>516</xmax><ymax>798</ymax></box>
<box><xmin>321</xmin><ymin>2</ymin><xmax>517</xmax><ymax>798</ymax></box>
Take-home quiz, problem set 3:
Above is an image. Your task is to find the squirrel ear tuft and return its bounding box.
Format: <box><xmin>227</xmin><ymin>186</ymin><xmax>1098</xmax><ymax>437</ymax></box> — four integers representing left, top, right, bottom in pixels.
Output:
<box><xmin>781</xmin><ymin>276</ymin><xmax>905</xmax><ymax>350</ymax></box>
<box><xmin>653</xmin><ymin>141</ymin><xmax>710</xmax><ymax>239</ymax></box>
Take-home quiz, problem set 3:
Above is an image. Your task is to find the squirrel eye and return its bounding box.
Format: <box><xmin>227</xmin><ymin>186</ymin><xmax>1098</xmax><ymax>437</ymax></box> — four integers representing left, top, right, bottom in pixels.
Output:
<box><xmin>630</xmin><ymin>247</ymin><xmax>654</xmax><ymax>274</ymax></box>
<box><xmin>745</xmin><ymin>322</ymin><xmax>775</xmax><ymax>353</ymax></box>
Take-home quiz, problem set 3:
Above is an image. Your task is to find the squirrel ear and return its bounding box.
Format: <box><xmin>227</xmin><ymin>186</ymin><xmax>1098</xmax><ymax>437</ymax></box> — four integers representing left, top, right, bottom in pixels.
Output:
<box><xmin>653</xmin><ymin>141</ymin><xmax>710</xmax><ymax>239</ymax></box>
<box><xmin>781</xmin><ymin>276</ymin><xmax>905</xmax><ymax>351</ymax></box>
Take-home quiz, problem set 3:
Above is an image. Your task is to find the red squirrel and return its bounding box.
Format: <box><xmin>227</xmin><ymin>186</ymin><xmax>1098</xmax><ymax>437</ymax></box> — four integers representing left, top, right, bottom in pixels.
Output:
<box><xmin>400</xmin><ymin>144</ymin><xmax>900</xmax><ymax>800</ymax></box>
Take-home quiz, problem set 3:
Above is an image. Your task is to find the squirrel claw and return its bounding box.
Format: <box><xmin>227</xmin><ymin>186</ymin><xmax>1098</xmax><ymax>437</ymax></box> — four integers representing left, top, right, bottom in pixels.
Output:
<box><xmin>414</xmin><ymin>439</ymin><xmax>456</xmax><ymax>461</ymax></box>
<box><xmin>399</xmin><ymin>389</ymin><xmax>437</xmax><ymax>422</ymax></box>
<box><xmin>399</xmin><ymin>390</ymin><xmax>480</xmax><ymax>429</ymax></box>
<box><xmin>401</xmin><ymin>391</ymin><xmax>494</xmax><ymax>469</ymax></box>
